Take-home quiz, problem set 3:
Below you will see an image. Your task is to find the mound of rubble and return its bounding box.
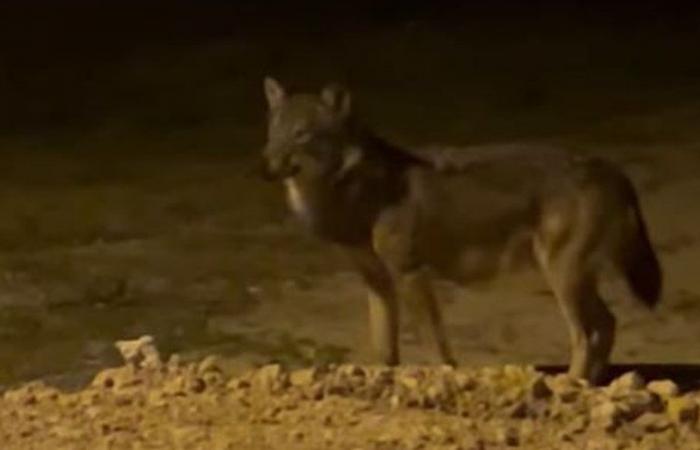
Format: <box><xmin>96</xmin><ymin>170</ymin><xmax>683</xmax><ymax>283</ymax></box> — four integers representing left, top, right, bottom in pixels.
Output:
<box><xmin>1</xmin><ymin>337</ymin><xmax>700</xmax><ymax>449</ymax></box>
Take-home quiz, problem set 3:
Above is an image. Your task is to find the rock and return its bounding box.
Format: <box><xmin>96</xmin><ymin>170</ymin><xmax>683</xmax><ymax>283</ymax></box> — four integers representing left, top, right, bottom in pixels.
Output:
<box><xmin>197</xmin><ymin>355</ymin><xmax>222</xmax><ymax>375</ymax></box>
<box><xmin>396</xmin><ymin>371</ymin><xmax>421</xmax><ymax>391</ymax></box>
<box><xmin>506</xmin><ymin>400</ymin><xmax>529</xmax><ymax>419</ymax></box>
<box><xmin>425</xmin><ymin>379</ymin><xmax>451</xmax><ymax>406</ymax></box>
<box><xmin>591</xmin><ymin>401</ymin><xmax>622</xmax><ymax>432</ymax></box>
<box><xmin>338</xmin><ymin>364</ymin><xmax>365</xmax><ymax>378</ymax></box>
<box><xmin>503</xmin><ymin>364</ymin><xmax>533</xmax><ymax>384</ymax></box>
<box><xmin>635</xmin><ymin>412</ymin><xmax>674</xmax><ymax>433</ymax></box>
<box><xmin>558</xmin><ymin>416</ymin><xmax>589</xmax><ymax>440</ymax></box>
<box><xmin>167</xmin><ymin>353</ymin><xmax>183</xmax><ymax>372</ymax></box>
<box><xmin>389</xmin><ymin>394</ymin><xmax>402</xmax><ymax>410</ymax></box>
<box><xmin>253</xmin><ymin>364</ymin><xmax>289</xmax><ymax>392</ymax></box>
<box><xmin>454</xmin><ymin>372</ymin><xmax>477</xmax><ymax>391</ymax></box>
<box><xmin>495</xmin><ymin>387</ymin><xmax>524</xmax><ymax>407</ymax></box>
<box><xmin>290</xmin><ymin>368</ymin><xmax>319</xmax><ymax>387</ymax></box>
<box><xmin>226</xmin><ymin>377</ymin><xmax>251</xmax><ymax>391</ymax></box>
<box><xmin>367</xmin><ymin>367</ymin><xmax>394</xmax><ymax>388</ymax></box>
<box><xmin>114</xmin><ymin>335</ymin><xmax>161</xmax><ymax>369</ymax></box>
<box><xmin>494</xmin><ymin>424</ymin><xmax>519</xmax><ymax>446</ymax></box>
<box><xmin>584</xmin><ymin>435</ymin><xmax>624</xmax><ymax>450</ymax></box>
<box><xmin>607</xmin><ymin>371</ymin><xmax>644</xmax><ymax>398</ymax></box>
<box><xmin>429</xmin><ymin>424</ymin><xmax>451</xmax><ymax>443</ymax></box>
<box><xmin>559</xmin><ymin>389</ymin><xmax>580</xmax><ymax>404</ymax></box>
<box><xmin>666</xmin><ymin>396</ymin><xmax>699</xmax><ymax>424</ymax></box>
<box><xmin>202</xmin><ymin>370</ymin><xmax>224</xmax><ymax>388</ymax></box>
<box><xmin>3</xmin><ymin>381</ymin><xmax>51</xmax><ymax>405</ymax></box>
<box><xmin>91</xmin><ymin>365</ymin><xmax>141</xmax><ymax>390</ymax></box>
<box><xmin>162</xmin><ymin>375</ymin><xmax>188</xmax><ymax>396</ymax></box>
<box><xmin>189</xmin><ymin>377</ymin><xmax>207</xmax><ymax>394</ymax></box>
<box><xmin>647</xmin><ymin>380</ymin><xmax>679</xmax><ymax>399</ymax></box>
<box><xmin>528</xmin><ymin>375</ymin><xmax>552</xmax><ymax>400</ymax></box>
<box><xmin>288</xmin><ymin>429</ymin><xmax>304</xmax><ymax>442</ymax></box>
<box><xmin>618</xmin><ymin>391</ymin><xmax>663</xmax><ymax>420</ymax></box>
<box><xmin>547</xmin><ymin>374</ymin><xmax>586</xmax><ymax>403</ymax></box>
<box><xmin>303</xmin><ymin>382</ymin><xmax>325</xmax><ymax>401</ymax></box>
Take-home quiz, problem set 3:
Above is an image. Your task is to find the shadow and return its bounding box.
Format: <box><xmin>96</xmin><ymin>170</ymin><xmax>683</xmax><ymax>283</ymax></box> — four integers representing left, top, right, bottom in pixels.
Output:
<box><xmin>537</xmin><ymin>363</ymin><xmax>700</xmax><ymax>391</ymax></box>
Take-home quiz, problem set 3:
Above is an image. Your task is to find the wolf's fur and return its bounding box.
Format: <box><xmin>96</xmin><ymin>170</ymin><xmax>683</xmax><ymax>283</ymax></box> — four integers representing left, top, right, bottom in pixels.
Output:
<box><xmin>261</xmin><ymin>78</ymin><xmax>662</xmax><ymax>383</ymax></box>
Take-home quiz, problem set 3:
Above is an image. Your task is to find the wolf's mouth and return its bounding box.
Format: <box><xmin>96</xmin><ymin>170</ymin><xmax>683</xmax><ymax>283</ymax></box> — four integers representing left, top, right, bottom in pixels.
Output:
<box><xmin>259</xmin><ymin>159</ymin><xmax>301</xmax><ymax>181</ymax></box>
<box><xmin>280</xmin><ymin>164</ymin><xmax>301</xmax><ymax>179</ymax></box>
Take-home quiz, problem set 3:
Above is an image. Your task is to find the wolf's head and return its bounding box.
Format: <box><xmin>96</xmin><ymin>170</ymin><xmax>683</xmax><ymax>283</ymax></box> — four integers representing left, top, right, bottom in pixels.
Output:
<box><xmin>261</xmin><ymin>77</ymin><xmax>362</xmax><ymax>182</ymax></box>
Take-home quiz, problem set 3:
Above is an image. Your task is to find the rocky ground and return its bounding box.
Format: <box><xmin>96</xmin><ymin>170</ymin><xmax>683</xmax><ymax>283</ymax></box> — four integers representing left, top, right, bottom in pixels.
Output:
<box><xmin>3</xmin><ymin>337</ymin><xmax>700</xmax><ymax>450</ymax></box>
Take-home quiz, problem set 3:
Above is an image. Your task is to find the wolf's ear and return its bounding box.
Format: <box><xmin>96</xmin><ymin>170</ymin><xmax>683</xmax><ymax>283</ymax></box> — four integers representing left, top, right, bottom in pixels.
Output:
<box><xmin>320</xmin><ymin>83</ymin><xmax>352</xmax><ymax>119</ymax></box>
<box><xmin>264</xmin><ymin>77</ymin><xmax>286</xmax><ymax>110</ymax></box>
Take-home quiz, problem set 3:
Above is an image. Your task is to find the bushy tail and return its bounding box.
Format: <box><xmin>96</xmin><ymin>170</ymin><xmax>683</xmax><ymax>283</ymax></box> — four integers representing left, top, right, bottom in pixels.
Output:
<box><xmin>622</xmin><ymin>196</ymin><xmax>662</xmax><ymax>308</ymax></box>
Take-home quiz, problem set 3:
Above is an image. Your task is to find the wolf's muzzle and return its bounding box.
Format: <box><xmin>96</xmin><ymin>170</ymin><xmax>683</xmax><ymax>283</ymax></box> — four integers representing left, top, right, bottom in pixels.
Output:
<box><xmin>259</xmin><ymin>154</ymin><xmax>300</xmax><ymax>181</ymax></box>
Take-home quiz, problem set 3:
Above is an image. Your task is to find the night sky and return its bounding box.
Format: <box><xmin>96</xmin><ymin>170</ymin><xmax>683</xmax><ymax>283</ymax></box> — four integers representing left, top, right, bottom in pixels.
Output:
<box><xmin>1</xmin><ymin>0</ymin><xmax>699</xmax><ymax>142</ymax></box>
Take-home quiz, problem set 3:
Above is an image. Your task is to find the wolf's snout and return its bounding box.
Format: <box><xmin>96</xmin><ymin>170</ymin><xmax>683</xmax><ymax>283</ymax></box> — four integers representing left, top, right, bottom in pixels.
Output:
<box><xmin>258</xmin><ymin>158</ymin><xmax>279</xmax><ymax>181</ymax></box>
<box><xmin>259</xmin><ymin>151</ymin><xmax>300</xmax><ymax>181</ymax></box>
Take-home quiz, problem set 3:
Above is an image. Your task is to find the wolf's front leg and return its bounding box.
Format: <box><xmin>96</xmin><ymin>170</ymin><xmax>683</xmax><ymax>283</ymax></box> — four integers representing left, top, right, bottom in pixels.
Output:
<box><xmin>399</xmin><ymin>268</ymin><xmax>457</xmax><ymax>366</ymax></box>
<box><xmin>349</xmin><ymin>247</ymin><xmax>401</xmax><ymax>366</ymax></box>
<box><xmin>367</xmin><ymin>290</ymin><xmax>400</xmax><ymax>365</ymax></box>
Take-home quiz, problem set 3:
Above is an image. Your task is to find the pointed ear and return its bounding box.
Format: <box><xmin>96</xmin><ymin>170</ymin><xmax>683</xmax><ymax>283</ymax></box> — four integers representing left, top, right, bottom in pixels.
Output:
<box><xmin>320</xmin><ymin>83</ymin><xmax>352</xmax><ymax>119</ymax></box>
<box><xmin>264</xmin><ymin>77</ymin><xmax>286</xmax><ymax>110</ymax></box>
<box><xmin>333</xmin><ymin>145</ymin><xmax>363</xmax><ymax>184</ymax></box>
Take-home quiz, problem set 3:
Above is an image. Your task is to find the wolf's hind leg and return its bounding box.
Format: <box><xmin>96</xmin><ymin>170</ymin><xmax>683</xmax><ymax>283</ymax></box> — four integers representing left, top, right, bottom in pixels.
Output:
<box><xmin>534</xmin><ymin>238</ymin><xmax>616</xmax><ymax>384</ymax></box>
<box><xmin>399</xmin><ymin>268</ymin><xmax>457</xmax><ymax>366</ymax></box>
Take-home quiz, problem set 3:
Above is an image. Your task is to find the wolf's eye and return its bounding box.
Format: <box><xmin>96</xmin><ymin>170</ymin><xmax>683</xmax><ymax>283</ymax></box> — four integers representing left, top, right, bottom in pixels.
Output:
<box><xmin>293</xmin><ymin>128</ymin><xmax>312</xmax><ymax>144</ymax></box>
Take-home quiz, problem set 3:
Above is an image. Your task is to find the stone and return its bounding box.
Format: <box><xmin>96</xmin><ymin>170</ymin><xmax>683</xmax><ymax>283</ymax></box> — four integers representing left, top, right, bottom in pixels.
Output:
<box><xmin>591</xmin><ymin>401</ymin><xmax>622</xmax><ymax>432</ymax></box>
<box><xmin>635</xmin><ymin>412</ymin><xmax>674</xmax><ymax>433</ymax></box>
<box><xmin>647</xmin><ymin>380</ymin><xmax>679</xmax><ymax>399</ymax></box>
<box><xmin>494</xmin><ymin>424</ymin><xmax>520</xmax><ymax>446</ymax></box>
<box><xmin>197</xmin><ymin>355</ymin><xmax>222</xmax><ymax>375</ymax></box>
<box><xmin>338</xmin><ymin>364</ymin><xmax>365</xmax><ymax>378</ymax></box>
<box><xmin>226</xmin><ymin>377</ymin><xmax>251</xmax><ymax>391</ymax></box>
<box><xmin>507</xmin><ymin>400</ymin><xmax>529</xmax><ymax>419</ymax></box>
<box><xmin>114</xmin><ymin>335</ymin><xmax>161</xmax><ymax>369</ymax></box>
<box><xmin>253</xmin><ymin>364</ymin><xmax>288</xmax><ymax>392</ymax></box>
<box><xmin>397</xmin><ymin>372</ymin><xmax>421</xmax><ymax>391</ymax></box>
<box><xmin>547</xmin><ymin>374</ymin><xmax>586</xmax><ymax>403</ymax></box>
<box><xmin>559</xmin><ymin>416</ymin><xmax>589</xmax><ymax>440</ymax></box>
<box><xmin>290</xmin><ymin>368</ymin><xmax>320</xmax><ymax>387</ymax></box>
<box><xmin>454</xmin><ymin>372</ymin><xmax>477</xmax><ymax>391</ymax></box>
<box><xmin>619</xmin><ymin>390</ymin><xmax>663</xmax><ymax>420</ymax></box>
<box><xmin>528</xmin><ymin>375</ymin><xmax>552</xmax><ymax>400</ymax></box>
<box><xmin>607</xmin><ymin>371</ymin><xmax>644</xmax><ymax>398</ymax></box>
<box><xmin>91</xmin><ymin>365</ymin><xmax>141</xmax><ymax>390</ymax></box>
<box><xmin>189</xmin><ymin>377</ymin><xmax>207</xmax><ymax>394</ymax></box>
<box><xmin>666</xmin><ymin>396</ymin><xmax>699</xmax><ymax>424</ymax></box>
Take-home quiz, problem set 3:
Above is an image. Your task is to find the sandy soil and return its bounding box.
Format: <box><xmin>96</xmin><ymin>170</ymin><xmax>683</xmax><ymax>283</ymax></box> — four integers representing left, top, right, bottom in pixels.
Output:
<box><xmin>4</xmin><ymin>141</ymin><xmax>700</xmax><ymax>385</ymax></box>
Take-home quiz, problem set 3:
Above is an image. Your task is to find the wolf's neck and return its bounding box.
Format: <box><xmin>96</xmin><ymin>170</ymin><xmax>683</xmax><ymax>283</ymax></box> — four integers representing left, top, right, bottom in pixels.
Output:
<box><xmin>352</xmin><ymin>127</ymin><xmax>430</xmax><ymax>172</ymax></box>
<box><xmin>287</xmin><ymin>129</ymin><xmax>417</xmax><ymax>246</ymax></box>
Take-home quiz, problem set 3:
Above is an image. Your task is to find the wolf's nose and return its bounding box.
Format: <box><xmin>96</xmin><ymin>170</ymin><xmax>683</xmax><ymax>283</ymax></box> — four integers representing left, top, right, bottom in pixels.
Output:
<box><xmin>258</xmin><ymin>158</ymin><xmax>279</xmax><ymax>181</ymax></box>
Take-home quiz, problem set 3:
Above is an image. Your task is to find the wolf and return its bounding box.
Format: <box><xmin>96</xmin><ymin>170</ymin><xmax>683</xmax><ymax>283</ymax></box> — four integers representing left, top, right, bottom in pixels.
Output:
<box><xmin>260</xmin><ymin>77</ymin><xmax>662</xmax><ymax>384</ymax></box>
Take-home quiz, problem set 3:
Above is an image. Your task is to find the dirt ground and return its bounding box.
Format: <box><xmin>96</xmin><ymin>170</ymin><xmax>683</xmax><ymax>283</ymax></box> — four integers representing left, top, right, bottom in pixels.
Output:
<box><xmin>1</xmin><ymin>140</ymin><xmax>699</xmax><ymax>389</ymax></box>
<box><xmin>1</xmin><ymin>10</ymin><xmax>700</xmax><ymax>448</ymax></box>
<box><xmin>4</xmin><ymin>341</ymin><xmax>700</xmax><ymax>450</ymax></box>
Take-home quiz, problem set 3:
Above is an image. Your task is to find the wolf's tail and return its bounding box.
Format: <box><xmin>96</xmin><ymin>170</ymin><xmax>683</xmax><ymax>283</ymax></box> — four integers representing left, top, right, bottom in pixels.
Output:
<box><xmin>620</xmin><ymin>190</ymin><xmax>662</xmax><ymax>309</ymax></box>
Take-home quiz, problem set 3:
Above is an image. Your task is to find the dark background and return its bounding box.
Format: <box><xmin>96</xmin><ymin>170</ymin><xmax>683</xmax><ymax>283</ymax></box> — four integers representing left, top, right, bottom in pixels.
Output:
<box><xmin>2</xmin><ymin>1</ymin><xmax>700</xmax><ymax>147</ymax></box>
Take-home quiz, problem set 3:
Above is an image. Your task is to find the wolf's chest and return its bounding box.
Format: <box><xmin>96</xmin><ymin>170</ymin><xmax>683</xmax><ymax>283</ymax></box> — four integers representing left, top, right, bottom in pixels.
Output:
<box><xmin>284</xmin><ymin>179</ymin><xmax>312</xmax><ymax>222</ymax></box>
